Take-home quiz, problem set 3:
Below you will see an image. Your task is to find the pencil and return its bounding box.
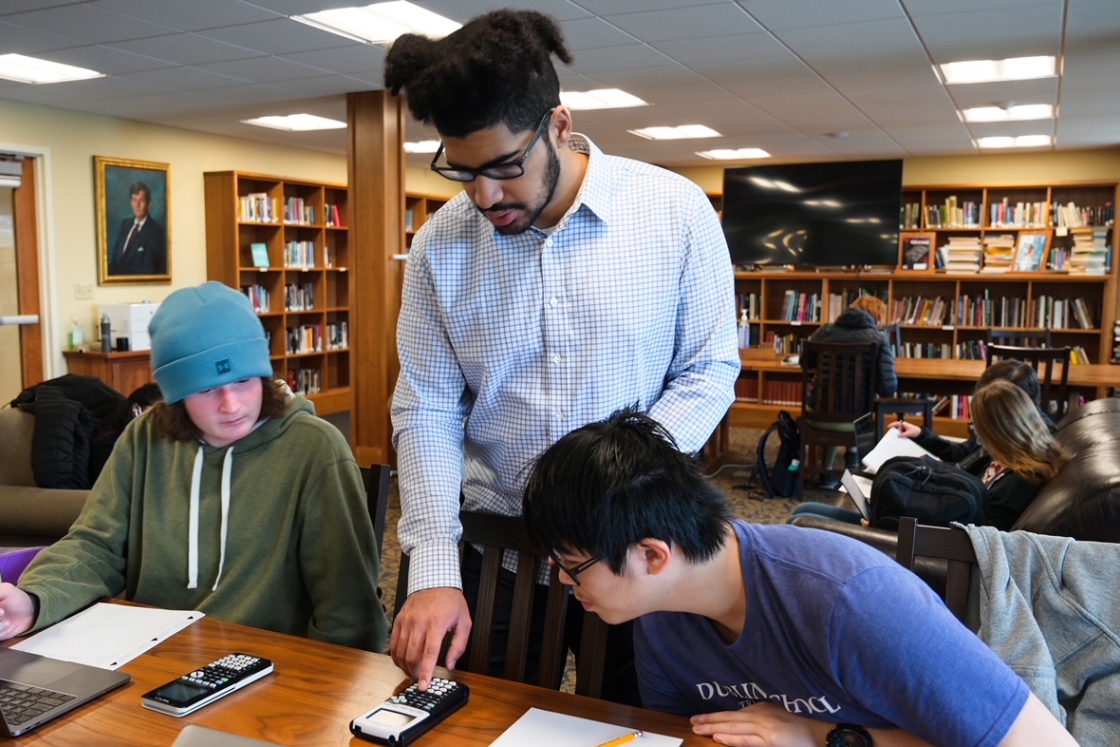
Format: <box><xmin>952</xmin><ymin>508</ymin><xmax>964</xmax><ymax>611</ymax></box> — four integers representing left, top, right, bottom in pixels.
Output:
<box><xmin>595</xmin><ymin>730</ymin><xmax>643</xmax><ymax>747</ymax></box>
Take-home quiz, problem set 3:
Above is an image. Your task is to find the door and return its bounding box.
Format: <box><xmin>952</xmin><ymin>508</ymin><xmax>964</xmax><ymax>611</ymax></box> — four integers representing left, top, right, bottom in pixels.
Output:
<box><xmin>0</xmin><ymin>156</ymin><xmax>44</xmax><ymax>404</ymax></box>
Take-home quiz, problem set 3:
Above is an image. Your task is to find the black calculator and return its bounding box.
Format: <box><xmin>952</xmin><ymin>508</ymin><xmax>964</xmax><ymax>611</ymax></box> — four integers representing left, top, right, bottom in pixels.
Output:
<box><xmin>350</xmin><ymin>678</ymin><xmax>470</xmax><ymax>745</ymax></box>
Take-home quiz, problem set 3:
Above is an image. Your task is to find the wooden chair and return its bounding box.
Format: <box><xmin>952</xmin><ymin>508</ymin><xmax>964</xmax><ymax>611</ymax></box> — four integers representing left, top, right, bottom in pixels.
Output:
<box><xmin>895</xmin><ymin>516</ymin><xmax>977</xmax><ymax>623</ymax></box>
<box><xmin>393</xmin><ymin>510</ymin><xmax>609</xmax><ymax>697</ymax></box>
<box><xmin>988</xmin><ymin>328</ymin><xmax>1052</xmax><ymax>348</ymax></box>
<box><xmin>360</xmin><ymin>464</ymin><xmax>393</xmax><ymax>557</ymax></box>
<box><xmin>985</xmin><ymin>344</ymin><xmax>1072</xmax><ymax>419</ymax></box>
<box><xmin>799</xmin><ymin>341</ymin><xmax>878</xmax><ymax>485</ymax></box>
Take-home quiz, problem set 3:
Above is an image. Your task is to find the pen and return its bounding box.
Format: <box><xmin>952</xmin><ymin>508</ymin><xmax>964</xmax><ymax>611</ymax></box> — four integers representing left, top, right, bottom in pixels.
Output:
<box><xmin>595</xmin><ymin>730</ymin><xmax>643</xmax><ymax>747</ymax></box>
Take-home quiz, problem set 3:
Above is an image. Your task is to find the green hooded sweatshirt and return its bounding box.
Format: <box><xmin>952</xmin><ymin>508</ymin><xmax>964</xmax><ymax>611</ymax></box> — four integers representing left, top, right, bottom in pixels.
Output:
<box><xmin>20</xmin><ymin>396</ymin><xmax>388</xmax><ymax>653</ymax></box>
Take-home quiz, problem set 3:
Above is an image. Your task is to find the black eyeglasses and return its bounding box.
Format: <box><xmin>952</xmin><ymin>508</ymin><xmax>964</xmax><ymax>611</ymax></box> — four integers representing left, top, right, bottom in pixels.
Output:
<box><xmin>549</xmin><ymin>550</ymin><xmax>600</xmax><ymax>586</ymax></box>
<box><xmin>430</xmin><ymin>108</ymin><xmax>555</xmax><ymax>183</ymax></box>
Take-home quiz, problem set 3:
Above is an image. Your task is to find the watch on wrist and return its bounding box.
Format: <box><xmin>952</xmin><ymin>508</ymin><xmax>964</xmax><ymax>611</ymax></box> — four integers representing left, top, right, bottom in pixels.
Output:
<box><xmin>826</xmin><ymin>724</ymin><xmax>872</xmax><ymax>747</ymax></box>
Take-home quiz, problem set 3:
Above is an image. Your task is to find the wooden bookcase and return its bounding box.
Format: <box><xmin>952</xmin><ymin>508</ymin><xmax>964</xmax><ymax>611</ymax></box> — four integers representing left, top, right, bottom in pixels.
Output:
<box><xmin>203</xmin><ymin>171</ymin><xmax>352</xmax><ymax>416</ymax></box>
<box><xmin>731</xmin><ymin>180</ymin><xmax>1119</xmax><ymax>435</ymax></box>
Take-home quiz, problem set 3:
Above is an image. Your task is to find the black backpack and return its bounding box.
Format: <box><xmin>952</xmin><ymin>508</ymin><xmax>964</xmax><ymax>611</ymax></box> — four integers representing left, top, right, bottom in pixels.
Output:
<box><xmin>870</xmin><ymin>455</ymin><xmax>988</xmax><ymax>530</ymax></box>
<box><xmin>755</xmin><ymin>410</ymin><xmax>803</xmax><ymax>499</ymax></box>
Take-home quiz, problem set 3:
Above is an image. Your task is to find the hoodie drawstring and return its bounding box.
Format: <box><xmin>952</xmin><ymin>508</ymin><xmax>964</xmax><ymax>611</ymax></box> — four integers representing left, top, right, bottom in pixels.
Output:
<box><xmin>187</xmin><ymin>445</ymin><xmax>233</xmax><ymax>591</ymax></box>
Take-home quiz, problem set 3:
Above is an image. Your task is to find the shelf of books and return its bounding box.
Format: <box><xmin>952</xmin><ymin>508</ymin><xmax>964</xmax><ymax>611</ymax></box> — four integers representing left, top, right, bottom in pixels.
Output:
<box><xmin>730</xmin><ymin>180</ymin><xmax>1118</xmax><ymax>434</ymax></box>
<box><xmin>203</xmin><ymin>171</ymin><xmax>352</xmax><ymax>415</ymax></box>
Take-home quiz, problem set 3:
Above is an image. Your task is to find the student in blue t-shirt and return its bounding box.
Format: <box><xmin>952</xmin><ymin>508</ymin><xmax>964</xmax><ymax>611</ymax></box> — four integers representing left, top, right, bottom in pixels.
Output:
<box><xmin>522</xmin><ymin>408</ymin><xmax>1076</xmax><ymax>747</ymax></box>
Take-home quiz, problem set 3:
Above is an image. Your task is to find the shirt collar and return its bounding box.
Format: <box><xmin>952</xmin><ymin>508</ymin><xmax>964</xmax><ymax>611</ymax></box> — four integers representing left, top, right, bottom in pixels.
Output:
<box><xmin>566</xmin><ymin>133</ymin><xmax>612</xmax><ymax>225</ymax></box>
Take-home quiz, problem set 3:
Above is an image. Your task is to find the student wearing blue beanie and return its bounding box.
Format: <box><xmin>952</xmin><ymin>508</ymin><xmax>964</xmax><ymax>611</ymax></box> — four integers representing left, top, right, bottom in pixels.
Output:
<box><xmin>1</xmin><ymin>282</ymin><xmax>388</xmax><ymax>653</ymax></box>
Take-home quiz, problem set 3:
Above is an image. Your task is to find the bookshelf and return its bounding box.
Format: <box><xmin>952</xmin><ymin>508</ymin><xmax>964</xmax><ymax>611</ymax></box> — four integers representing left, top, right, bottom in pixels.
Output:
<box><xmin>203</xmin><ymin>171</ymin><xmax>352</xmax><ymax>416</ymax></box>
<box><xmin>732</xmin><ymin>179</ymin><xmax>1119</xmax><ymax>435</ymax></box>
<box><xmin>403</xmin><ymin>192</ymin><xmax>449</xmax><ymax>253</ymax></box>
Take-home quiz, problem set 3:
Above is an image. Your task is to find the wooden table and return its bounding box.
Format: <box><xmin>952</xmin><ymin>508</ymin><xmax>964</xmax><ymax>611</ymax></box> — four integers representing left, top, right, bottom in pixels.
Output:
<box><xmin>62</xmin><ymin>350</ymin><xmax>153</xmax><ymax>398</ymax></box>
<box><xmin>2</xmin><ymin>614</ymin><xmax>704</xmax><ymax>746</ymax></box>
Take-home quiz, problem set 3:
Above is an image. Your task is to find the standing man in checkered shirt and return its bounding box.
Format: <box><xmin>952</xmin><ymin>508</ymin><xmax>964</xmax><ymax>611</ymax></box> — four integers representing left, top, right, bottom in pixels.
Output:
<box><xmin>384</xmin><ymin>8</ymin><xmax>739</xmax><ymax>703</ymax></box>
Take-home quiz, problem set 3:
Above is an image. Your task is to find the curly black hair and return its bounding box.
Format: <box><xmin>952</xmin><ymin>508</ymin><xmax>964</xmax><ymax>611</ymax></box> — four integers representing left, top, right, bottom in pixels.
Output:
<box><xmin>384</xmin><ymin>9</ymin><xmax>573</xmax><ymax>137</ymax></box>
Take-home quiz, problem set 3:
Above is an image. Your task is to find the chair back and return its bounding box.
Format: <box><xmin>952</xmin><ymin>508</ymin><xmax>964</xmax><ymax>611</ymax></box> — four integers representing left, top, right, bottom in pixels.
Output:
<box><xmin>800</xmin><ymin>341</ymin><xmax>879</xmax><ymax>421</ymax></box>
<box><xmin>988</xmin><ymin>328</ymin><xmax>1052</xmax><ymax>348</ymax></box>
<box><xmin>895</xmin><ymin>516</ymin><xmax>977</xmax><ymax>622</ymax></box>
<box><xmin>393</xmin><ymin>510</ymin><xmax>609</xmax><ymax>697</ymax></box>
<box><xmin>361</xmin><ymin>464</ymin><xmax>392</xmax><ymax>557</ymax></box>
<box><xmin>985</xmin><ymin>344</ymin><xmax>1071</xmax><ymax>419</ymax></box>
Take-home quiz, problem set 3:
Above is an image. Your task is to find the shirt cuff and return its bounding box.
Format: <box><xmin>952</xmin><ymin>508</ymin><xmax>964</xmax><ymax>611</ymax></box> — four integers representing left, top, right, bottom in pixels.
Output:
<box><xmin>405</xmin><ymin>539</ymin><xmax>464</xmax><ymax>595</ymax></box>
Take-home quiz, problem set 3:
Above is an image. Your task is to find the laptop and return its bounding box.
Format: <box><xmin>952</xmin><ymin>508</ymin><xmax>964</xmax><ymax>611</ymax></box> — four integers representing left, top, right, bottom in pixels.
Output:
<box><xmin>0</xmin><ymin>649</ymin><xmax>130</xmax><ymax>737</ymax></box>
<box><xmin>840</xmin><ymin>469</ymin><xmax>873</xmax><ymax>522</ymax></box>
<box><xmin>173</xmin><ymin>725</ymin><xmax>278</xmax><ymax>746</ymax></box>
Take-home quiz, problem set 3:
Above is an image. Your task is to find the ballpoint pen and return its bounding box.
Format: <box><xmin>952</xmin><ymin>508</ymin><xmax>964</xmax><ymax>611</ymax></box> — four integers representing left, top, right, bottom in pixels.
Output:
<box><xmin>595</xmin><ymin>730</ymin><xmax>643</xmax><ymax>747</ymax></box>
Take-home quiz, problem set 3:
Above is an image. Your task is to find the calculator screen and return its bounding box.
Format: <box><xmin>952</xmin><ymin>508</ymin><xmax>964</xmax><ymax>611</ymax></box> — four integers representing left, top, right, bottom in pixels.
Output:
<box><xmin>368</xmin><ymin>708</ymin><xmax>418</xmax><ymax>728</ymax></box>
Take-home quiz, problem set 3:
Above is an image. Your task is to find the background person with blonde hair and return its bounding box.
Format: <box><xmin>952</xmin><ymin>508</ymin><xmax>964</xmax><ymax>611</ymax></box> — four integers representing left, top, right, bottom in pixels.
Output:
<box><xmin>969</xmin><ymin>379</ymin><xmax>1070</xmax><ymax>530</ymax></box>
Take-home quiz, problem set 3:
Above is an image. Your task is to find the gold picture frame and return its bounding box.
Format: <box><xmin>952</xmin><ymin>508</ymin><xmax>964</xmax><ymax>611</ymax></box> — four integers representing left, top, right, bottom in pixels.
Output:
<box><xmin>1013</xmin><ymin>230</ymin><xmax>1050</xmax><ymax>273</ymax></box>
<box><xmin>95</xmin><ymin>156</ymin><xmax>171</xmax><ymax>285</ymax></box>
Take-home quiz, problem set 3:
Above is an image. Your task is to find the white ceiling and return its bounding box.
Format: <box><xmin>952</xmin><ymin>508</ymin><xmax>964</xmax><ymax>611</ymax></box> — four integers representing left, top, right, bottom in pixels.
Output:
<box><xmin>0</xmin><ymin>0</ymin><xmax>1117</xmax><ymax>168</ymax></box>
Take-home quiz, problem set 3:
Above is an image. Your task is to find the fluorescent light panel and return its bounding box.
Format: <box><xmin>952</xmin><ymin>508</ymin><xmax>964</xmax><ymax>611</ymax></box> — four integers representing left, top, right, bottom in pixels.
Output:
<box><xmin>938</xmin><ymin>56</ymin><xmax>1055</xmax><ymax>84</ymax></box>
<box><xmin>292</xmin><ymin>1</ymin><xmax>460</xmax><ymax>44</ymax></box>
<box><xmin>561</xmin><ymin>88</ymin><xmax>647</xmax><ymax>110</ymax></box>
<box><xmin>696</xmin><ymin>148</ymin><xmax>770</xmax><ymax>160</ymax></box>
<box><xmin>242</xmin><ymin>114</ymin><xmax>347</xmax><ymax>131</ymax></box>
<box><xmin>975</xmin><ymin>135</ymin><xmax>1053</xmax><ymax>149</ymax></box>
<box><xmin>960</xmin><ymin>104</ymin><xmax>1053</xmax><ymax>122</ymax></box>
<box><xmin>0</xmin><ymin>53</ymin><xmax>103</xmax><ymax>84</ymax></box>
<box><xmin>629</xmin><ymin>125</ymin><xmax>720</xmax><ymax>140</ymax></box>
<box><xmin>404</xmin><ymin>140</ymin><xmax>440</xmax><ymax>153</ymax></box>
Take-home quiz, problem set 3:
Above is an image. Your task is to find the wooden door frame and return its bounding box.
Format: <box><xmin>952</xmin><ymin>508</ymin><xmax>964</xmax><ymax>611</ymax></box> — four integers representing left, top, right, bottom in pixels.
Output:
<box><xmin>12</xmin><ymin>156</ymin><xmax>44</xmax><ymax>386</ymax></box>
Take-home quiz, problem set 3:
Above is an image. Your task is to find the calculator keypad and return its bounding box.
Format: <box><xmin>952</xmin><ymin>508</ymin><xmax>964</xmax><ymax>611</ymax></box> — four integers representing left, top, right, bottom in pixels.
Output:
<box><xmin>391</xmin><ymin>678</ymin><xmax>461</xmax><ymax>711</ymax></box>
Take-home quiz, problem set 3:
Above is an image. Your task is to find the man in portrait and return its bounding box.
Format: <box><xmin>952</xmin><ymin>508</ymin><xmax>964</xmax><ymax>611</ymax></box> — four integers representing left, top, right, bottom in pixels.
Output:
<box><xmin>109</xmin><ymin>181</ymin><xmax>166</xmax><ymax>276</ymax></box>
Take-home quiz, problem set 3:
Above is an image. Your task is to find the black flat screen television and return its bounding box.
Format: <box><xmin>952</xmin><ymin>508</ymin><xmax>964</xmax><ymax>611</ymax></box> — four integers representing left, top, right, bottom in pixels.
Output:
<box><xmin>722</xmin><ymin>159</ymin><xmax>903</xmax><ymax>267</ymax></box>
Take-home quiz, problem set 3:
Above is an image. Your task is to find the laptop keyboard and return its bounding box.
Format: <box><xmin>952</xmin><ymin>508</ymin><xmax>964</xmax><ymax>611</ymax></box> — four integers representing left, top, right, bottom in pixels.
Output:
<box><xmin>0</xmin><ymin>679</ymin><xmax>74</xmax><ymax>726</ymax></box>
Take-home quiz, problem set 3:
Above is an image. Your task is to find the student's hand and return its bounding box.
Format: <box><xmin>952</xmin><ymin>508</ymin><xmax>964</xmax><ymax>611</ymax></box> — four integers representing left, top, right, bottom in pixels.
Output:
<box><xmin>691</xmin><ymin>702</ymin><xmax>825</xmax><ymax>746</ymax></box>
<box><xmin>389</xmin><ymin>587</ymin><xmax>472</xmax><ymax>691</ymax></box>
<box><xmin>0</xmin><ymin>583</ymin><xmax>36</xmax><ymax>640</ymax></box>
<box><xmin>887</xmin><ymin>421</ymin><xmax>922</xmax><ymax>439</ymax></box>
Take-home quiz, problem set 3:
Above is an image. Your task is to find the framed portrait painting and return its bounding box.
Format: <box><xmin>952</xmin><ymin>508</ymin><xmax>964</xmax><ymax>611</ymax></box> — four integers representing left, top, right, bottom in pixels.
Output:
<box><xmin>95</xmin><ymin>156</ymin><xmax>171</xmax><ymax>285</ymax></box>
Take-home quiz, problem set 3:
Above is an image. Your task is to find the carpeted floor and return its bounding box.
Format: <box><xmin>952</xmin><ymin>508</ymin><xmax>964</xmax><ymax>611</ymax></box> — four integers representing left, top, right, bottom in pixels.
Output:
<box><xmin>377</xmin><ymin>426</ymin><xmax>848</xmax><ymax>626</ymax></box>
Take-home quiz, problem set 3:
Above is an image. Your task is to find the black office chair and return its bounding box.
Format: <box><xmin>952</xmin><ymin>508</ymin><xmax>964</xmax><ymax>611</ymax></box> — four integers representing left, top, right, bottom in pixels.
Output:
<box><xmin>988</xmin><ymin>328</ymin><xmax>1052</xmax><ymax>348</ymax></box>
<box><xmin>393</xmin><ymin>510</ymin><xmax>609</xmax><ymax>697</ymax></box>
<box><xmin>985</xmin><ymin>344</ymin><xmax>1072</xmax><ymax>419</ymax></box>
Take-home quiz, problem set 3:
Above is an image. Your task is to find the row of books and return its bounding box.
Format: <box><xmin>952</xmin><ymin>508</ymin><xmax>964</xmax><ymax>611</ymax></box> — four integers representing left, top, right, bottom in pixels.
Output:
<box><xmin>889</xmin><ymin>296</ymin><xmax>952</xmax><ymax>326</ymax></box>
<box><xmin>1068</xmin><ymin>227</ymin><xmax>1110</xmax><ymax>275</ymax></box>
<box><xmin>1033</xmin><ymin>295</ymin><xmax>1097</xmax><ymax>330</ymax></box>
<box><xmin>242</xmin><ymin>284</ymin><xmax>270</xmax><ymax>313</ymax></box>
<box><xmin>284</xmin><ymin>241</ymin><xmax>317</xmax><ymax>269</ymax></box>
<box><xmin>896</xmin><ymin>343</ymin><xmax>953</xmax><ymax>359</ymax></box>
<box><xmin>956</xmin><ymin>294</ymin><xmax>1028</xmax><ymax>328</ymax></box>
<box><xmin>763</xmin><ymin>332</ymin><xmax>804</xmax><ymax>355</ymax></box>
<box><xmin>240</xmin><ymin>193</ymin><xmax>280</xmax><ymax>223</ymax></box>
<box><xmin>759</xmin><ymin>380</ymin><xmax>803</xmax><ymax>407</ymax></box>
<box><xmin>285</xmin><ymin>282</ymin><xmax>315</xmax><ymax>312</ymax></box>
<box><xmin>777</xmin><ymin>290</ymin><xmax>823</xmax><ymax>322</ymax></box>
<box><xmin>938</xmin><ymin>395</ymin><xmax>972</xmax><ymax>420</ymax></box>
<box><xmin>288</xmin><ymin>368</ymin><xmax>321</xmax><ymax>396</ymax></box>
<box><xmin>1069</xmin><ymin>346</ymin><xmax>1092</xmax><ymax>365</ymax></box>
<box><xmin>900</xmin><ymin>197</ymin><xmax>1114</xmax><ymax>230</ymax></box>
<box><xmin>286</xmin><ymin>325</ymin><xmax>323</xmax><ymax>355</ymax></box>
<box><xmin>737</xmin><ymin>292</ymin><xmax>761</xmax><ymax>322</ymax></box>
<box><xmin>284</xmin><ymin>197</ymin><xmax>316</xmax><ymax>225</ymax></box>
<box><xmin>326</xmin><ymin>321</ymin><xmax>349</xmax><ymax>350</ymax></box>
<box><xmin>325</xmin><ymin>204</ymin><xmax>343</xmax><ymax>228</ymax></box>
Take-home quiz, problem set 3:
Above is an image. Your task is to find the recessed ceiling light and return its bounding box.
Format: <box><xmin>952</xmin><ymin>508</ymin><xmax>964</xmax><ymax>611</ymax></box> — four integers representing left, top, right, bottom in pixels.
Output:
<box><xmin>403</xmin><ymin>140</ymin><xmax>440</xmax><ymax>153</ymax></box>
<box><xmin>0</xmin><ymin>53</ymin><xmax>103</xmax><ymax>84</ymax></box>
<box><xmin>629</xmin><ymin>125</ymin><xmax>720</xmax><ymax>140</ymax></box>
<box><xmin>292</xmin><ymin>1</ymin><xmax>460</xmax><ymax>44</ymax></box>
<box><xmin>241</xmin><ymin>114</ymin><xmax>347</xmax><ymax>131</ymax></box>
<box><xmin>975</xmin><ymin>135</ymin><xmax>1053</xmax><ymax>149</ymax></box>
<box><xmin>560</xmin><ymin>88</ymin><xmax>647</xmax><ymax>110</ymax></box>
<box><xmin>938</xmin><ymin>56</ymin><xmax>1055</xmax><ymax>84</ymax></box>
<box><xmin>960</xmin><ymin>104</ymin><xmax>1054</xmax><ymax>122</ymax></box>
<box><xmin>696</xmin><ymin>148</ymin><xmax>771</xmax><ymax>160</ymax></box>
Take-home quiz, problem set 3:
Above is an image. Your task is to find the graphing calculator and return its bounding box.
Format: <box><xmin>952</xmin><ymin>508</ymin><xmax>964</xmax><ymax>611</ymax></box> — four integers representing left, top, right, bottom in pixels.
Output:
<box><xmin>350</xmin><ymin>678</ymin><xmax>470</xmax><ymax>746</ymax></box>
<box><xmin>141</xmin><ymin>653</ymin><xmax>274</xmax><ymax>717</ymax></box>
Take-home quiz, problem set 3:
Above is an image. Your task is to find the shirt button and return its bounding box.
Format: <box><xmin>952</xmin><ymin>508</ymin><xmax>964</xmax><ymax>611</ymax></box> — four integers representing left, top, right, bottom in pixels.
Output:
<box><xmin>549</xmin><ymin>298</ymin><xmax>558</xmax><ymax>307</ymax></box>
<box><xmin>552</xmin><ymin>354</ymin><xmax>562</xmax><ymax>364</ymax></box>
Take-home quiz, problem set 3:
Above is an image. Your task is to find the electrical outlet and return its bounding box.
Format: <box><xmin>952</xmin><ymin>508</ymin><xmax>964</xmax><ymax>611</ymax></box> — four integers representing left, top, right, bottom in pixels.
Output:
<box><xmin>74</xmin><ymin>283</ymin><xmax>94</xmax><ymax>300</ymax></box>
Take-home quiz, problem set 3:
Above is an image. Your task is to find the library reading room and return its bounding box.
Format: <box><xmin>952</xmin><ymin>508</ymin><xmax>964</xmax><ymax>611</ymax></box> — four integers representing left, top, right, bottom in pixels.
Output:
<box><xmin>1</xmin><ymin>2</ymin><xmax>1118</xmax><ymax>747</ymax></box>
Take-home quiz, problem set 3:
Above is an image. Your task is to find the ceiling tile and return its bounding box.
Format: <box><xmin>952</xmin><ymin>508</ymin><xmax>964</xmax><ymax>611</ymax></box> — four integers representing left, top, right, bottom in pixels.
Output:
<box><xmin>278</xmin><ymin>44</ymin><xmax>384</xmax><ymax>76</ymax></box>
<box><xmin>601</xmin><ymin>4</ymin><xmax>761</xmax><ymax>42</ymax></box>
<box><xmin>106</xmin><ymin>32</ymin><xmax>263</xmax><ymax>66</ymax></box>
<box><xmin>0</xmin><ymin>0</ymin><xmax>83</xmax><ymax>15</ymax></box>
<box><xmin>120</xmin><ymin>65</ymin><xmax>250</xmax><ymax>90</ymax></box>
<box><xmin>36</xmin><ymin>44</ymin><xmax>177</xmax><ymax>75</ymax></box>
<box><xmin>740</xmin><ymin>0</ymin><xmax>906</xmax><ymax>30</ymax></box>
<box><xmin>2</xmin><ymin>3</ymin><xmax>179</xmax><ymax>43</ymax></box>
<box><xmin>776</xmin><ymin>19</ymin><xmax>923</xmax><ymax>56</ymax></box>
<box><xmin>196</xmin><ymin>18</ymin><xmax>355</xmax><ymax>56</ymax></box>
<box><xmin>91</xmin><ymin>0</ymin><xmax>282</xmax><ymax>31</ymax></box>
<box><xmin>558</xmin><ymin>16</ymin><xmax>645</xmax><ymax>51</ymax></box>
<box><xmin>0</xmin><ymin>19</ymin><xmax>85</xmax><ymax>54</ymax></box>
<box><xmin>570</xmin><ymin>44</ymin><xmax>678</xmax><ymax>74</ymax></box>
<box><xmin>196</xmin><ymin>55</ymin><xmax>331</xmax><ymax>84</ymax></box>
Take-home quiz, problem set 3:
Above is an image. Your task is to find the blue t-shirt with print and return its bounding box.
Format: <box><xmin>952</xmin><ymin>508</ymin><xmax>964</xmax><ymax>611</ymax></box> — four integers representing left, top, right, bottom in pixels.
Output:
<box><xmin>634</xmin><ymin>521</ymin><xmax>1028</xmax><ymax>747</ymax></box>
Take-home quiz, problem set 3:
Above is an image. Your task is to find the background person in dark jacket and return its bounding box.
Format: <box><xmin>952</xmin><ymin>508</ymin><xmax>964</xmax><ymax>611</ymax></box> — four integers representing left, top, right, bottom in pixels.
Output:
<box><xmin>803</xmin><ymin>295</ymin><xmax>897</xmax><ymax>486</ymax></box>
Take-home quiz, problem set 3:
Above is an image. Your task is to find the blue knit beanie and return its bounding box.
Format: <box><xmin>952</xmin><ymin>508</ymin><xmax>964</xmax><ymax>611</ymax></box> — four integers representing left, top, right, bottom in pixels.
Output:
<box><xmin>150</xmin><ymin>282</ymin><xmax>273</xmax><ymax>403</ymax></box>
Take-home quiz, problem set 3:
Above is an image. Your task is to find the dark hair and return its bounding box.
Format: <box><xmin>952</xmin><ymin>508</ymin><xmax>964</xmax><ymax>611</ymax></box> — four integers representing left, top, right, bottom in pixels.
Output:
<box><xmin>150</xmin><ymin>377</ymin><xmax>287</xmax><ymax>442</ymax></box>
<box><xmin>127</xmin><ymin>382</ymin><xmax>164</xmax><ymax>412</ymax></box>
<box><xmin>129</xmin><ymin>181</ymin><xmax>151</xmax><ymax>201</ymax></box>
<box><xmin>384</xmin><ymin>9</ymin><xmax>572</xmax><ymax>137</ymax></box>
<box><xmin>523</xmin><ymin>408</ymin><xmax>732</xmax><ymax>574</ymax></box>
<box><xmin>976</xmin><ymin>360</ymin><xmax>1040</xmax><ymax>406</ymax></box>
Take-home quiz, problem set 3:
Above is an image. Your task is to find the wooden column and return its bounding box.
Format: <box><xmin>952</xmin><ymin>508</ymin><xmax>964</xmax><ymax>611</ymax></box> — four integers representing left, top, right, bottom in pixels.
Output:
<box><xmin>348</xmin><ymin>91</ymin><xmax>406</xmax><ymax>467</ymax></box>
<box><xmin>14</xmin><ymin>157</ymin><xmax>44</xmax><ymax>387</ymax></box>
